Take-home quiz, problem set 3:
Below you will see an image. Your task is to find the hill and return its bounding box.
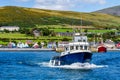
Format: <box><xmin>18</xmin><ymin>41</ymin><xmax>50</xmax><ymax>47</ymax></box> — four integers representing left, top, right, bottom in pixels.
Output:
<box><xmin>95</xmin><ymin>5</ymin><xmax>120</xmax><ymax>16</ymax></box>
<box><xmin>0</xmin><ymin>6</ymin><xmax>120</xmax><ymax>28</ymax></box>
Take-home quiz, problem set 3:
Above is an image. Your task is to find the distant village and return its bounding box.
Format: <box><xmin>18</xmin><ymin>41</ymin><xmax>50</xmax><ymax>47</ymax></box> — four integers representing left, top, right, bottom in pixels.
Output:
<box><xmin>0</xmin><ymin>26</ymin><xmax>70</xmax><ymax>49</ymax></box>
<box><xmin>0</xmin><ymin>26</ymin><xmax>120</xmax><ymax>50</ymax></box>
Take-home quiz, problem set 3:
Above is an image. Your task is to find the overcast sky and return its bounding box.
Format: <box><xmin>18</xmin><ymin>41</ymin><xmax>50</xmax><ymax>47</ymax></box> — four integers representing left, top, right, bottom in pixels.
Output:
<box><xmin>0</xmin><ymin>0</ymin><xmax>120</xmax><ymax>12</ymax></box>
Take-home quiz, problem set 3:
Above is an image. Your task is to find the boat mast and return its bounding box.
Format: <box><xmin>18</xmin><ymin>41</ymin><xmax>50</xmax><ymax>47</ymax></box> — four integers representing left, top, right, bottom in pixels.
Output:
<box><xmin>80</xmin><ymin>17</ymin><xmax>83</xmax><ymax>36</ymax></box>
<box><xmin>72</xmin><ymin>21</ymin><xmax>75</xmax><ymax>42</ymax></box>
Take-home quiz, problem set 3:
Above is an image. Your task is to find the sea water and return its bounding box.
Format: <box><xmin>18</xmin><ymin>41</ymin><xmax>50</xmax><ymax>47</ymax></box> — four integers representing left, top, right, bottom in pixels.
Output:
<box><xmin>0</xmin><ymin>51</ymin><xmax>120</xmax><ymax>80</ymax></box>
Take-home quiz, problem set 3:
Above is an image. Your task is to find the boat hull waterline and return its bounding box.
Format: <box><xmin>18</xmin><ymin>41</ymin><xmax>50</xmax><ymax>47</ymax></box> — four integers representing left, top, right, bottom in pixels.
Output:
<box><xmin>50</xmin><ymin>52</ymin><xmax>92</xmax><ymax>66</ymax></box>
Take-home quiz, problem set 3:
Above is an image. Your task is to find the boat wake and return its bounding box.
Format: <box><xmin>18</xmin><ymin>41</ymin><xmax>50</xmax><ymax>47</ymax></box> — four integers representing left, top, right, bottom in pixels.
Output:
<box><xmin>37</xmin><ymin>62</ymin><xmax>108</xmax><ymax>70</ymax></box>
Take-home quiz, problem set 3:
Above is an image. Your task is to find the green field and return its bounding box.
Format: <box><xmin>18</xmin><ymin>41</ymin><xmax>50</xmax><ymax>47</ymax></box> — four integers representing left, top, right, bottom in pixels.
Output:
<box><xmin>88</xmin><ymin>29</ymin><xmax>117</xmax><ymax>33</ymax></box>
<box><xmin>0</xmin><ymin>32</ymin><xmax>72</xmax><ymax>45</ymax></box>
<box><xmin>51</xmin><ymin>28</ymin><xmax>117</xmax><ymax>33</ymax></box>
<box><xmin>50</xmin><ymin>28</ymin><xmax>73</xmax><ymax>32</ymax></box>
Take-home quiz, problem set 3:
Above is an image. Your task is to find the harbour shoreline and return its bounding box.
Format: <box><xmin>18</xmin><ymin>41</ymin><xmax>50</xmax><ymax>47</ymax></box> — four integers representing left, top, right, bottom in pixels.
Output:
<box><xmin>0</xmin><ymin>48</ymin><xmax>54</xmax><ymax>51</ymax></box>
<box><xmin>0</xmin><ymin>48</ymin><xmax>119</xmax><ymax>52</ymax></box>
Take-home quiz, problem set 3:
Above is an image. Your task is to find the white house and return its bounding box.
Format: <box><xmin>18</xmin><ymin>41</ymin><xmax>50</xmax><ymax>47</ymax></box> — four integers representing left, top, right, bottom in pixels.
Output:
<box><xmin>0</xmin><ymin>26</ymin><xmax>20</xmax><ymax>31</ymax></box>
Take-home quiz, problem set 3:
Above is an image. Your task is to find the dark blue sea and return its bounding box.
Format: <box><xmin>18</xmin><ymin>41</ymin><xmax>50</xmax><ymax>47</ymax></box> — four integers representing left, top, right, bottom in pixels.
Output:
<box><xmin>0</xmin><ymin>51</ymin><xmax>120</xmax><ymax>80</ymax></box>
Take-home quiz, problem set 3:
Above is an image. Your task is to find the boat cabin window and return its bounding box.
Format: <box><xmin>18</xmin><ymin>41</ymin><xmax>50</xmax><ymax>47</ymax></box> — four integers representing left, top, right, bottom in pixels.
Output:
<box><xmin>83</xmin><ymin>39</ymin><xmax>86</xmax><ymax>42</ymax></box>
<box><xmin>76</xmin><ymin>46</ymin><xmax>79</xmax><ymax>50</ymax></box>
<box><xmin>70</xmin><ymin>46</ymin><xmax>74</xmax><ymax>50</ymax></box>
<box><xmin>78</xmin><ymin>39</ymin><xmax>82</xmax><ymax>42</ymax></box>
<box><xmin>80</xmin><ymin>45</ymin><xmax>83</xmax><ymax>50</ymax></box>
<box><xmin>84</xmin><ymin>46</ymin><xmax>88</xmax><ymax>50</ymax></box>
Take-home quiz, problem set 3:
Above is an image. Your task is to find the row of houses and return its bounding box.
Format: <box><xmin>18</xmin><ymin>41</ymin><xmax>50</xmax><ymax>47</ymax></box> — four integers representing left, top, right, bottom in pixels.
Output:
<box><xmin>0</xmin><ymin>26</ymin><xmax>19</xmax><ymax>31</ymax></box>
<box><xmin>6</xmin><ymin>41</ymin><xmax>57</xmax><ymax>49</ymax></box>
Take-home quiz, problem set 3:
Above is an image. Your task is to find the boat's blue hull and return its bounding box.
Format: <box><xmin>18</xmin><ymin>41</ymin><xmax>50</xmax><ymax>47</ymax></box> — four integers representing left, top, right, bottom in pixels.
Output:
<box><xmin>51</xmin><ymin>52</ymin><xmax>92</xmax><ymax>66</ymax></box>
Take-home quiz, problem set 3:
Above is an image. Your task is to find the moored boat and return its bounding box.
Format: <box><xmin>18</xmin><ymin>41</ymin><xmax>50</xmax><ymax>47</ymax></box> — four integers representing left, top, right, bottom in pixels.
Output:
<box><xmin>97</xmin><ymin>44</ymin><xmax>107</xmax><ymax>53</ymax></box>
<box><xmin>116</xmin><ymin>42</ymin><xmax>120</xmax><ymax>49</ymax></box>
<box><xmin>97</xmin><ymin>35</ymin><xmax>107</xmax><ymax>53</ymax></box>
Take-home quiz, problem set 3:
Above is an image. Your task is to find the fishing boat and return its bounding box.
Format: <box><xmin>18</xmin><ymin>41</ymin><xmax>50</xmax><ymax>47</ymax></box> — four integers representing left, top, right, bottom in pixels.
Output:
<box><xmin>97</xmin><ymin>35</ymin><xmax>107</xmax><ymax>53</ymax></box>
<box><xmin>97</xmin><ymin>44</ymin><xmax>107</xmax><ymax>53</ymax></box>
<box><xmin>49</xmin><ymin>33</ymin><xmax>92</xmax><ymax>66</ymax></box>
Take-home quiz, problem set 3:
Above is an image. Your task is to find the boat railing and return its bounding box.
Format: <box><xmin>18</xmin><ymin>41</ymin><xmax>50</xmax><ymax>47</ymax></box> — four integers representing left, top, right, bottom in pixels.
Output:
<box><xmin>63</xmin><ymin>45</ymin><xmax>89</xmax><ymax>53</ymax></box>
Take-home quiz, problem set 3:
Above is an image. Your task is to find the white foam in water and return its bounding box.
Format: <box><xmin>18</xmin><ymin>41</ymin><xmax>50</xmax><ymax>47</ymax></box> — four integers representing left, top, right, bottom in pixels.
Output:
<box><xmin>37</xmin><ymin>62</ymin><xmax>108</xmax><ymax>69</ymax></box>
<box><xmin>37</xmin><ymin>62</ymin><xmax>50</xmax><ymax>67</ymax></box>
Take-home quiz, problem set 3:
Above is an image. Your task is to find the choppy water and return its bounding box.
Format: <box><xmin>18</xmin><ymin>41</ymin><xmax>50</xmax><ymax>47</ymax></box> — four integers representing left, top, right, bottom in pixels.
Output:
<box><xmin>0</xmin><ymin>51</ymin><xmax>120</xmax><ymax>80</ymax></box>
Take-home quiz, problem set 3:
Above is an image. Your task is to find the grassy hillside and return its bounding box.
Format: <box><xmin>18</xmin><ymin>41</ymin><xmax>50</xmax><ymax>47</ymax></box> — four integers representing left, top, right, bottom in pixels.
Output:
<box><xmin>0</xmin><ymin>6</ymin><xmax>120</xmax><ymax>28</ymax></box>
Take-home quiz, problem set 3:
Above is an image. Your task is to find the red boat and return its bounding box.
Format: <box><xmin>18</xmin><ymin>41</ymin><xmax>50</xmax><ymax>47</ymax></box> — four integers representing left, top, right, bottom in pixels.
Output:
<box><xmin>116</xmin><ymin>43</ymin><xmax>120</xmax><ymax>49</ymax></box>
<box><xmin>97</xmin><ymin>44</ymin><xmax>107</xmax><ymax>53</ymax></box>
